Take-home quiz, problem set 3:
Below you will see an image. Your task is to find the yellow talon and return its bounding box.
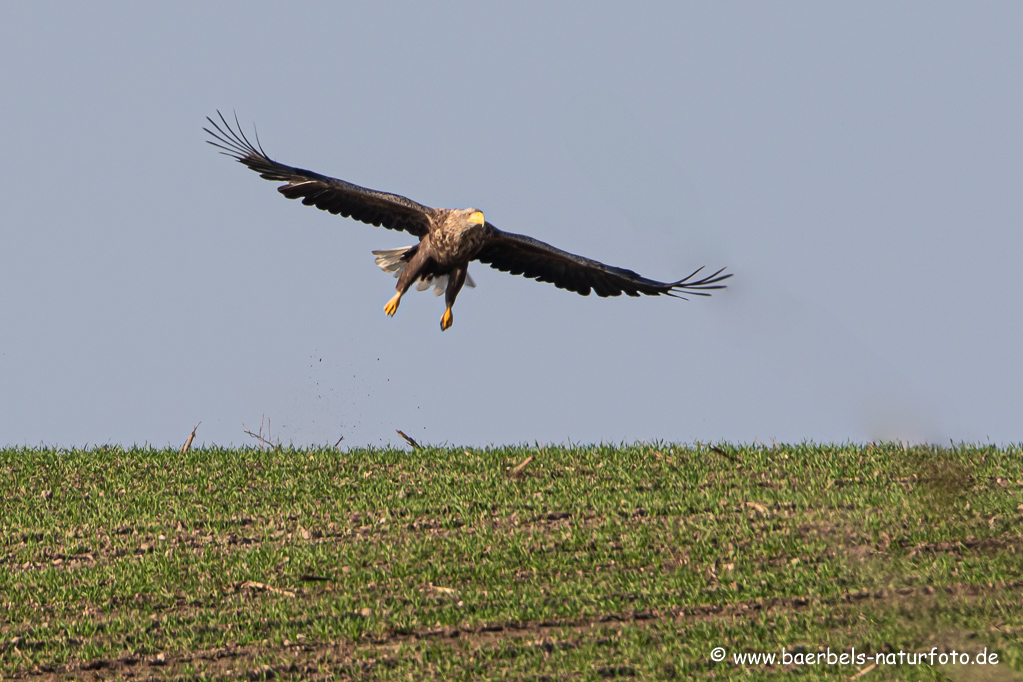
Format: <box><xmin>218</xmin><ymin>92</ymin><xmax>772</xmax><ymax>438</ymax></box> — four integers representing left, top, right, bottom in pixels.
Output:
<box><xmin>440</xmin><ymin>306</ymin><xmax>454</xmax><ymax>331</ymax></box>
<box><xmin>384</xmin><ymin>292</ymin><xmax>402</xmax><ymax>317</ymax></box>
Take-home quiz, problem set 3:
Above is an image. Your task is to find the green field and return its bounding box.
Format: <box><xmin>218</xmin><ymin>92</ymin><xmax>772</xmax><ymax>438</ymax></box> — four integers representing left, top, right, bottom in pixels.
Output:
<box><xmin>2</xmin><ymin>443</ymin><xmax>1022</xmax><ymax>680</ymax></box>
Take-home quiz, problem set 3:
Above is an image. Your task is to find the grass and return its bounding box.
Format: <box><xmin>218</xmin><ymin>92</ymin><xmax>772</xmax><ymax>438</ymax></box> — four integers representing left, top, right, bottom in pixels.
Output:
<box><xmin>2</xmin><ymin>442</ymin><xmax>1023</xmax><ymax>680</ymax></box>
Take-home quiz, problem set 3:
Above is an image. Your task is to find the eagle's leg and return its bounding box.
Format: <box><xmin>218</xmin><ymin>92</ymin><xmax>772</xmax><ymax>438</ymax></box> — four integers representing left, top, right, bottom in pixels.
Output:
<box><xmin>440</xmin><ymin>266</ymin><xmax>468</xmax><ymax>331</ymax></box>
<box><xmin>383</xmin><ymin>291</ymin><xmax>402</xmax><ymax>317</ymax></box>
<box><xmin>385</xmin><ymin>248</ymin><xmax>432</xmax><ymax>319</ymax></box>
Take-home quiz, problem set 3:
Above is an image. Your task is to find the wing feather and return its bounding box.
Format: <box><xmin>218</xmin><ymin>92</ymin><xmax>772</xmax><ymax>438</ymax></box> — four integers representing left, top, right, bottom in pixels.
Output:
<box><xmin>476</xmin><ymin>226</ymin><xmax>731</xmax><ymax>298</ymax></box>
<box><xmin>205</xmin><ymin>111</ymin><xmax>434</xmax><ymax>236</ymax></box>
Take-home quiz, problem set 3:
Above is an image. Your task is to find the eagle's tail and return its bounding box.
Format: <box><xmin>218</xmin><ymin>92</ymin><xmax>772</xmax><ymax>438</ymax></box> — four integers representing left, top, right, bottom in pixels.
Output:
<box><xmin>372</xmin><ymin>246</ymin><xmax>414</xmax><ymax>274</ymax></box>
<box><xmin>371</xmin><ymin>246</ymin><xmax>475</xmax><ymax>296</ymax></box>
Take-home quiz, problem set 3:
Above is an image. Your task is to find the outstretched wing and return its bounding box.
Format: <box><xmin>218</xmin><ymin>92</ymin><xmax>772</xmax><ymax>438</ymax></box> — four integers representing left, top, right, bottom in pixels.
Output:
<box><xmin>205</xmin><ymin>111</ymin><xmax>434</xmax><ymax>237</ymax></box>
<box><xmin>475</xmin><ymin>226</ymin><xmax>731</xmax><ymax>298</ymax></box>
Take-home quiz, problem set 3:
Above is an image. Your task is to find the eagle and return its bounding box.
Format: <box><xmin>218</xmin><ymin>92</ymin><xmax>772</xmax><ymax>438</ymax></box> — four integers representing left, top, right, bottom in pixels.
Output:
<box><xmin>205</xmin><ymin>112</ymin><xmax>731</xmax><ymax>331</ymax></box>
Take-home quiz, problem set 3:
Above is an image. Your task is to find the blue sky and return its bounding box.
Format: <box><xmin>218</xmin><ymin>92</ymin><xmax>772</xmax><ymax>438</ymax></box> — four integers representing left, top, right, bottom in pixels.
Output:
<box><xmin>2</xmin><ymin>3</ymin><xmax>1020</xmax><ymax>447</ymax></box>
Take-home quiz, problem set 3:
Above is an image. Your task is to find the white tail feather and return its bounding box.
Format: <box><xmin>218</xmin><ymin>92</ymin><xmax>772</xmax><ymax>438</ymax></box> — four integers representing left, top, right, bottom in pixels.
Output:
<box><xmin>372</xmin><ymin>246</ymin><xmax>412</xmax><ymax>273</ymax></box>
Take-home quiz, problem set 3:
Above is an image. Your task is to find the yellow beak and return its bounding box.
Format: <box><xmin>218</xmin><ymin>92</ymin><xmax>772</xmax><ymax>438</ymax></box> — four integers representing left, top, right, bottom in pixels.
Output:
<box><xmin>469</xmin><ymin>211</ymin><xmax>485</xmax><ymax>226</ymax></box>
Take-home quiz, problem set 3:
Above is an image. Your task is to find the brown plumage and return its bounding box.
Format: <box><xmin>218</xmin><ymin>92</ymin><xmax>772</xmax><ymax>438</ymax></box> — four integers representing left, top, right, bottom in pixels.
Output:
<box><xmin>205</xmin><ymin>112</ymin><xmax>731</xmax><ymax>331</ymax></box>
